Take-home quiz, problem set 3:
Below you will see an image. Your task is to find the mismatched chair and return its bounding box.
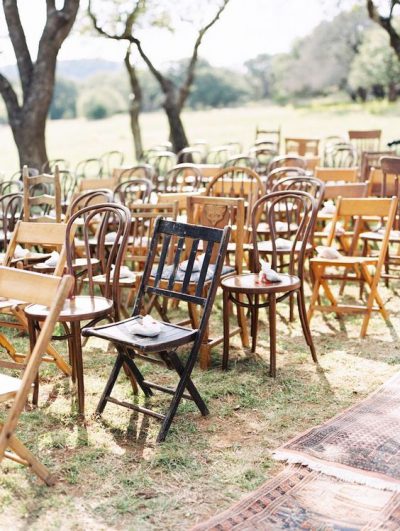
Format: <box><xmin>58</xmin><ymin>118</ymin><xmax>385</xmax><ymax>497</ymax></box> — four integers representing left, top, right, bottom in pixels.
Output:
<box><xmin>22</xmin><ymin>165</ymin><xmax>62</xmax><ymax>223</ymax></box>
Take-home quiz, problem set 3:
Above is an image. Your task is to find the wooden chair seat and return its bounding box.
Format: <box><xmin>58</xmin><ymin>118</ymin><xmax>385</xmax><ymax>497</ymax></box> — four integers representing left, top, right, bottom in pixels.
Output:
<box><xmin>310</xmin><ymin>255</ymin><xmax>378</xmax><ymax>266</ymax></box>
<box><xmin>25</xmin><ymin>295</ymin><xmax>113</xmax><ymax>323</ymax></box>
<box><xmin>360</xmin><ymin>231</ymin><xmax>400</xmax><ymax>243</ymax></box>
<box><xmin>0</xmin><ymin>373</ymin><xmax>22</xmax><ymax>402</ymax></box>
<box><xmin>221</xmin><ymin>272</ymin><xmax>301</xmax><ymax>295</ymax></box>
<box><xmin>82</xmin><ymin>315</ymin><xmax>197</xmax><ymax>353</ymax></box>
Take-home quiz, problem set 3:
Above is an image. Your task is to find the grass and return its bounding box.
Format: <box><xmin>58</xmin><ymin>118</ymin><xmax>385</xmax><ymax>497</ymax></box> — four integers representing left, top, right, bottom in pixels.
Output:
<box><xmin>1</xmin><ymin>99</ymin><xmax>400</xmax><ymax>176</ymax></box>
<box><xmin>1</xmin><ymin>276</ymin><xmax>400</xmax><ymax>529</ymax></box>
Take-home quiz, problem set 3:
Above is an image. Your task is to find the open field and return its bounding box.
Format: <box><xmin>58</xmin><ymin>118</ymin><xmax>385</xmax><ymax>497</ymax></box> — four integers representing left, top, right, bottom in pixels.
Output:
<box><xmin>2</xmin><ymin>279</ymin><xmax>400</xmax><ymax>530</ymax></box>
<box><xmin>0</xmin><ymin>100</ymin><xmax>400</xmax><ymax>175</ymax></box>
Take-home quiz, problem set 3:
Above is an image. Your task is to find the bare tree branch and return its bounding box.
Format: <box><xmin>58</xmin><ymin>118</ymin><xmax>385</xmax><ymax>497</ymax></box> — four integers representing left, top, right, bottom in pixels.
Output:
<box><xmin>3</xmin><ymin>0</ymin><xmax>33</xmax><ymax>98</ymax></box>
<box><xmin>0</xmin><ymin>73</ymin><xmax>20</xmax><ymax>120</ymax></box>
<box><xmin>367</xmin><ymin>0</ymin><xmax>400</xmax><ymax>60</ymax></box>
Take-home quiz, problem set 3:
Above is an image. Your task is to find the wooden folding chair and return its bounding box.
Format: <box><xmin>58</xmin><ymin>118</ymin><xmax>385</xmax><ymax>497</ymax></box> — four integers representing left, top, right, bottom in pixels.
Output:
<box><xmin>308</xmin><ymin>197</ymin><xmax>398</xmax><ymax>337</ymax></box>
<box><xmin>82</xmin><ymin>218</ymin><xmax>231</xmax><ymax>442</ymax></box>
<box><xmin>23</xmin><ymin>165</ymin><xmax>62</xmax><ymax>223</ymax></box>
<box><xmin>314</xmin><ymin>167</ymin><xmax>359</xmax><ymax>183</ymax></box>
<box><xmin>0</xmin><ymin>268</ymin><xmax>73</xmax><ymax>485</ymax></box>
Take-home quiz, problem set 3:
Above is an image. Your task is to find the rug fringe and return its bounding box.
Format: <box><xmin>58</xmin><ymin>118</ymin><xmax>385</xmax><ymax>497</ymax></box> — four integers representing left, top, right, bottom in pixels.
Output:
<box><xmin>273</xmin><ymin>451</ymin><xmax>400</xmax><ymax>492</ymax></box>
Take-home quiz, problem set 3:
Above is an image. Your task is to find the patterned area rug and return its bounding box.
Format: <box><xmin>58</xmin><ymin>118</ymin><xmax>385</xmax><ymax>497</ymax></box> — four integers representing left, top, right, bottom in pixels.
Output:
<box><xmin>274</xmin><ymin>373</ymin><xmax>400</xmax><ymax>491</ymax></box>
<box><xmin>191</xmin><ymin>465</ymin><xmax>400</xmax><ymax>530</ymax></box>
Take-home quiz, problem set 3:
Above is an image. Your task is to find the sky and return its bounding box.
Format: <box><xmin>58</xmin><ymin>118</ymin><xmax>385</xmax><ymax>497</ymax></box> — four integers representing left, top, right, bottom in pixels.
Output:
<box><xmin>0</xmin><ymin>0</ymin><xmax>358</xmax><ymax>69</ymax></box>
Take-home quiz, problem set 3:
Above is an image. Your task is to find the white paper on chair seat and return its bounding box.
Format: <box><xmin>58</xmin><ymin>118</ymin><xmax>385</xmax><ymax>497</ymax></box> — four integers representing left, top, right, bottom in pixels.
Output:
<box><xmin>323</xmin><ymin>221</ymin><xmax>345</xmax><ymax>236</ymax></box>
<box><xmin>275</xmin><ymin>221</ymin><xmax>288</xmax><ymax>231</ymax></box>
<box><xmin>13</xmin><ymin>244</ymin><xmax>30</xmax><ymax>258</ymax></box>
<box><xmin>129</xmin><ymin>315</ymin><xmax>162</xmax><ymax>337</ymax></box>
<box><xmin>316</xmin><ymin>246</ymin><xmax>342</xmax><ymax>259</ymax></box>
<box><xmin>275</xmin><ymin>238</ymin><xmax>292</xmax><ymax>250</ymax></box>
<box><xmin>105</xmin><ymin>231</ymin><xmax>118</xmax><ymax>243</ymax></box>
<box><xmin>320</xmin><ymin>200</ymin><xmax>336</xmax><ymax>215</ymax></box>
<box><xmin>377</xmin><ymin>228</ymin><xmax>400</xmax><ymax>238</ymax></box>
<box><xmin>44</xmin><ymin>251</ymin><xmax>60</xmax><ymax>266</ymax></box>
<box><xmin>110</xmin><ymin>265</ymin><xmax>135</xmax><ymax>279</ymax></box>
<box><xmin>179</xmin><ymin>253</ymin><xmax>205</xmax><ymax>272</ymax></box>
<box><xmin>258</xmin><ymin>259</ymin><xmax>281</xmax><ymax>283</ymax></box>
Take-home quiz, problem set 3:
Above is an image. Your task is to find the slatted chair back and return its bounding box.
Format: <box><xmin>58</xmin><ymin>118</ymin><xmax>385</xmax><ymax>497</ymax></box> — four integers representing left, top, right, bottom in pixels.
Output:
<box><xmin>205</xmin><ymin>166</ymin><xmax>265</xmax><ymax>227</ymax></box>
<box><xmin>271</xmin><ymin>175</ymin><xmax>325</xmax><ymax>211</ymax></box>
<box><xmin>255</xmin><ymin>126</ymin><xmax>281</xmax><ymax>152</ymax></box>
<box><xmin>251</xmin><ymin>191</ymin><xmax>318</xmax><ymax>279</ymax></box>
<box><xmin>368</xmin><ymin>163</ymin><xmax>400</xmax><ymax>200</ymax></box>
<box><xmin>163</xmin><ymin>164</ymin><xmax>203</xmax><ymax>192</ymax></box>
<box><xmin>187</xmin><ymin>195</ymin><xmax>245</xmax><ymax>273</ymax></box>
<box><xmin>78</xmin><ymin>176</ymin><xmax>116</xmax><ymax>193</ymax></box>
<box><xmin>4</xmin><ymin>221</ymin><xmax>75</xmax><ymax>276</ymax></box>
<box><xmin>314</xmin><ymin>167</ymin><xmax>359</xmax><ymax>183</ymax></box>
<box><xmin>359</xmin><ymin>150</ymin><xmax>395</xmax><ymax>182</ymax></box>
<box><xmin>133</xmin><ymin>218</ymin><xmax>231</xmax><ymax>315</ymax></box>
<box><xmin>113</xmin><ymin>164</ymin><xmax>155</xmax><ymax>183</ymax></box>
<box><xmin>380</xmin><ymin>156</ymin><xmax>400</xmax><ymax>198</ymax></box>
<box><xmin>265</xmin><ymin>167</ymin><xmax>307</xmax><ymax>192</ymax></box>
<box><xmin>324</xmin><ymin>181</ymin><xmax>370</xmax><ymax>200</ymax></box>
<box><xmin>65</xmin><ymin>203</ymin><xmax>131</xmax><ymax>316</ymax></box>
<box><xmin>128</xmin><ymin>202</ymin><xmax>178</xmax><ymax>269</ymax></box>
<box><xmin>0</xmin><ymin>193</ymin><xmax>23</xmax><ymax>250</ymax></box>
<box><xmin>113</xmin><ymin>178</ymin><xmax>154</xmax><ymax>205</ymax></box>
<box><xmin>22</xmin><ymin>165</ymin><xmax>62</xmax><ymax>223</ymax></box>
<box><xmin>75</xmin><ymin>158</ymin><xmax>103</xmax><ymax>180</ymax></box>
<box><xmin>324</xmin><ymin>142</ymin><xmax>357</xmax><ymax>168</ymax></box>
<box><xmin>0</xmin><ymin>268</ymin><xmax>73</xmax><ymax>484</ymax></box>
<box><xmin>100</xmin><ymin>150</ymin><xmax>125</xmax><ymax>177</ymax></box>
<box><xmin>158</xmin><ymin>191</ymin><xmax>201</xmax><ymax>221</ymax></box>
<box><xmin>348</xmin><ymin>130</ymin><xmax>382</xmax><ymax>162</ymax></box>
<box><xmin>268</xmin><ymin>155</ymin><xmax>307</xmax><ymax>172</ymax></box>
<box><xmin>0</xmin><ymin>180</ymin><xmax>22</xmax><ymax>195</ymax></box>
<box><xmin>285</xmin><ymin>137</ymin><xmax>320</xmax><ymax>157</ymax></box>
<box><xmin>177</xmin><ymin>147</ymin><xmax>204</xmax><ymax>165</ymax></box>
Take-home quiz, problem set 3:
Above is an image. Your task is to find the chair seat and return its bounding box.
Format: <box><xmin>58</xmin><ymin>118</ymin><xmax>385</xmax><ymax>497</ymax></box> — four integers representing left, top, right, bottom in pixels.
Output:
<box><xmin>360</xmin><ymin>231</ymin><xmax>400</xmax><ymax>243</ymax></box>
<box><xmin>221</xmin><ymin>272</ymin><xmax>300</xmax><ymax>294</ymax></box>
<box><xmin>89</xmin><ymin>272</ymin><xmax>138</xmax><ymax>287</ymax></box>
<box><xmin>310</xmin><ymin>256</ymin><xmax>378</xmax><ymax>266</ymax></box>
<box><xmin>0</xmin><ymin>373</ymin><xmax>21</xmax><ymax>402</ymax></box>
<box><xmin>151</xmin><ymin>263</ymin><xmax>234</xmax><ymax>283</ymax></box>
<box><xmin>244</xmin><ymin>241</ymin><xmax>313</xmax><ymax>254</ymax></box>
<box><xmin>82</xmin><ymin>315</ymin><xmax>197</xmax><ymax>353</ymax></box>
<box><xmin>25</xmin><ymin>295</ymin><xmax>113</xmax><ymax>322</ymax></box>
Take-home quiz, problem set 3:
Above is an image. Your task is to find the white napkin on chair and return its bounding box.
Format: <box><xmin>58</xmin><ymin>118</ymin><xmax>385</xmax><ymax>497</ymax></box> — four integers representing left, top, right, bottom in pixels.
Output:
<box><xmin>275</xmin><ymin>238</ymin><xmax>292</xmax><ymax>250</ymax></box>
<box><xmin>316</xmin><ymin>246</ymin><xmax>342</xmax><ymax>259</ymax></box>
<box><xmin>257</xmin><ymin>259</ymin><xmax>281</xmax><ymax>283</ymax></box>
<box><xmin>110</xmin><ymin>265</ymin><xmax>135</xmax><ymax>279</ymax></box>
<box><xmin>179</xmin><ymin>254</ymin><xmax>205</xmax><ymax>272</ymax></box>
<box><xmin>323</xmin><ymin>221</ymin><xmax>345</xmax><ymax>236</ymax></box>
<box><xmin>130</xmin><ymin>315</ymin><xmax>162</xmax><ymax>337</ymax></box>
<box><xmin>105</xmin><ymin>231</ymin><xmax>118</xmax><ymax>243</ymax></box>
<box><xmin>14</xmin><ymin>244</ymin><xmax>30</xmax><ymax>258</ymax></box>
<box><xmin>320</xmin><ymin>200</ymin><xmax>336</xmax><ymax>215</ymax></box>
<box><xmin>44</xmin><ymin>251</ymin><xmax>60</xmax><ymax>266</ymax></box>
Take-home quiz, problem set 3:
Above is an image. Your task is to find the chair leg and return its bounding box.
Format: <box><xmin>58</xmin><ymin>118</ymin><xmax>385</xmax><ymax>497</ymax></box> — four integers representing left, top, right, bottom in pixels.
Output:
<box><xmin>268</xmin><ymin>293</ymin><xmax>277</xmax><ymax>378</ymax></box>
<box><xmin>237</xmin><ymin>294</ymin><xmax>250</xmax><ymax>348</ymax></box>
<box><xmin>120</xmin><ymin>349</ymin><xmax>153</xmax><ymax>397</ymax></box>
<box><xmin>96</xmin><ymin>352</ymin><xmax>125</xmax><ymax>415</ymax></box>
<box><xmin>168</xmin><ymin>351</ymin><xmax>209</xmax><ymax>416</ymax></box>
<box><xmin>222</xmin><ymin>288</ymin><xmax>230</xmax><ymax>370</ymax></box>
<box><xmin>251</xmin><ymin>294</ymin><xmax>259</xmax><ymax>353</ymax></box>
<box><xmin>297</xmin><ymin>289</ymin><xmax>317</xmax><ymax>362</ymax></box>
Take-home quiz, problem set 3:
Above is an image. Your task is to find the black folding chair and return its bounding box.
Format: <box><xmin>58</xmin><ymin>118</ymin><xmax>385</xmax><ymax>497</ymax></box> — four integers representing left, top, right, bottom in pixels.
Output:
<box><xmin>82</xmin><ymin>218</ymin><xmax>231</xmax><ymax>442</ymax></box>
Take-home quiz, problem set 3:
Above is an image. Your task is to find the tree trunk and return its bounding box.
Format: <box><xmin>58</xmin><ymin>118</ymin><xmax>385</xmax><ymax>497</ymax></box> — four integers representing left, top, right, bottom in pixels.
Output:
<box><xmin>164</xmin><ymin>92</ymin><xmax>188</xmax><ymax>153</ymax></box>
<box><xmin>124</xmin><ymin>49</ymin><xmax>144</xmax><ymax>161</ymax></box>
<box><xmin>388</xmin><ymin>82</ymin><xmax>397</xmax><ymax>102</ymax></box>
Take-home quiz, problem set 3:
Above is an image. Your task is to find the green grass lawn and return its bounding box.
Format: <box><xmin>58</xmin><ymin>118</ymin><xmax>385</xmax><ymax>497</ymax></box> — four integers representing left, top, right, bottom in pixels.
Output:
<box><xmin>0</xmin><ymin>99</ymin><xmax>400</xmax><ymax>176</ymax></box>
<box><xmin>1</xmin><ymin>278</ymin><xmax>400</xmax><ymax>530</ymax></box>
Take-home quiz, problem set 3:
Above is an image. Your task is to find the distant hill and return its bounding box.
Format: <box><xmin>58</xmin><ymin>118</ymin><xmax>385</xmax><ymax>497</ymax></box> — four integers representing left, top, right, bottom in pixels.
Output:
<box><xmin>0</xmin><ymin>59</ymin><xmax>123</xmax><ymax>82</ymax></box>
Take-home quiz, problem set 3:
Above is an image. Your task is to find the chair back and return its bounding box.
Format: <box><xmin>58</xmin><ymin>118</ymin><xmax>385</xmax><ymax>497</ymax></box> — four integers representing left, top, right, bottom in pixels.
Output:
<box><xmin>324</xmin><ymin>181</ymin><xmax>370</xmax><ymax>200</ymax></box>
<box><xmin>359</xmin><ymin>151</ymin><xmax>395</xmax><ymax>182</ymax></box>
<box><xmin>188</xmin><ymin>195</ymin><xmax>245</xmax><ymax>272</ymax></box>
<box><xmin>113</xmin><ymin>164</ymin><xmax>155</xmax><ymax>183</ymax></box>
<box><xmin>205</xmin><ymin>166</ymin><xmax>264</xmax><ymax>227</ymax></box>
<box><xmin>0</xmin><ymin>193</ymin><xmax>23</xmax><ymax>249</ymax></box>
<box><xmin>58</xmin><ymin>170</ymin><xmax>77</xmax><ymax>207</ymax></box>
<box><xmin>65</xmin><ymin>189</ymin><xmax>113</xmax><ymax>220</ymax></box>
<box><xmin>78</xmin><ymin>177</ymin><xmax>116</xmax><ymax>193</ymax></box>
<box><xmin>75</xmin><ymin>158</ymin><xmax>103</xmax><ymax>180</ymax></box>
<box><xmin>285</xmin><ymin>137</ymin><xmax>319</xmax><ymax>157</ymax></box>
<box><xmin>265</xmin><ymin>167</ymin><xmax>307</xmax><ymax>192</ymax></box>
<box><xmin>271</xmin><ymin>175</ymin><xmax>325</xmax><ymax>210</ymax></box>
<box><xmin>113</xmin><ymin>178</ymin><xmax>154</xmax><ymax>205</ymax></box>
<box><xmin>22</xmin><ymin>165</ymin><xmax>62</xmax><ymax>223</ymax></box>
<box><xmin>0</xmin><ymin>269</ymin><xmax>73</xmax><ymax>462</ymax></box>
<box><xmin>247</xmin><ymin>147</ymin><xmax>277</xmax><ymax>175</ymax></box>
<box><xmin>206</xmin><ymin>145</ymin><xmax>234</xmax><ymax>164</ymax></box>
<box><xmin>163</xmin><ymin>164</ymin><xmax>203</xmax><ymax>192</ymax></box>
<box><xmin>177</xmin><ymin>147</ymin><xmax>204</xmax><ymax>165</ymax></box>
<box><xmin>255</xmin><ymin>126</ymin><xmax>281</xmax><ymax>152</ymax></box>
<box><xmin>100</xmin><ymin>150</ymin><xmax>124</xmax><ymax>177</ymax></box>
<box><xmin>0</xmin><ymin>180</ymin><xmax>22</xmax><ymax>195</ymax></box>
<box><xmin>147</xmin><ymin>151</ymin><xmax>177</xmax><ymax>191</ymax></box>
<box><xmin>133</xmin><ymin>219</ymin><xmax>231</xmax><ymax>333</ymax></box>
<box><xmin>251</xmin><ymin>190</ymin><xmax>318</xmax><ymax>278</ymax></box>
<box><xmin>65</xmin><ymin>203</ymin><xmax>131</xmax><ymax>317</ymax></box>
<box><xmin>268</xmin><ymin>155</ymin><xmax>307</xmax><ymax>172</ymax></box>
<box><xmin>348</xmin><ymin>130</ymin><xmax>382</xmax><ymax>162</ymax></box>
<box><xmin>324</xmin><ymin>142</ymin><xmax>357</xmax><ymax>168</ymax></box>
<box><xmin>314</xmin><ymin>167</ymin><xmax>359</xmax><ymax>183</ymax></box>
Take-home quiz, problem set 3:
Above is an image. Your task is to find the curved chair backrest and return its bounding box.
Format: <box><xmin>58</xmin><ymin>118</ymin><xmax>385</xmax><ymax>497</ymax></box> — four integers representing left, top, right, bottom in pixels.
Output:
<box><xmin>265</xmin><ymin>167</ymin><xmax>307</xmax><ymax>192</ymax></box>
<box><xmin>113</xmin><ymin>178</ymin><xmax>154</xmax><ymax>205</ymax></box>
<box><xmin>177</xmin><ymin>147</ymin><xmax>204</xmax><ymax>165</ymax></box>
<box><xmin>22</xmin><ymin>165</ymin><xmax>62</xmax><ymax>223</ymax></box>
<box><xmin>75</xmin><ymin>158</ymin><xmax>103</xmax><ymax>180</ymax></box>
<box><xmin>268</xmin><ymin>155</ymin><xmax>307</xmax><ymax>172</ymax></box>
<box><xmin>100</xmin><ymin>150</ymin><xmax>125</xmax><ymax>177</ymax></box>
<box><xmin>271</xmin><ymin>175</ymin><xmax>325</xmax><ymax>210</ymax></box>
<box><xmin>251</xmin><ymin>190</ymin><xmax>318</xmax><ymax>278</ymax></box>
<box><xmin>163</xmin><ymin>164</ymin><xmax>203</xmax><ymax>192</ymax></box>
<box><xmin>65</xmin><ymin>189</ymin><xmax>113</xmax><ymax>220</ymax></box>
<box><xmin>0</xmin><ymin>192</ymin><xmax>23</xmax><ymax>249</ymax></box>
<box><xmin>0</xmin><ymin>179</ymin><xmax>22</xmax><ymax>195</ymax></box>
<box><xmin>115</xmin><ymin>164</ymin><xmax>155</xmax><ymax>183</ymax></box>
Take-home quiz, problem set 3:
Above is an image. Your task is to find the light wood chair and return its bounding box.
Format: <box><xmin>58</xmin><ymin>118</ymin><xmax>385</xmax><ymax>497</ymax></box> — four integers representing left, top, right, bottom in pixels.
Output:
<box><xmin>308</xmin><ymin>196</ymin><xmax>398</xmax><ymax>337</ymax></box>
<box><xmin>285</xmin><ymin>138</ymin><xmax>320</xmax><ymax>157</ymax></box>
<box><xmin>78</xmin><ymin>177</ymin><xmax>116</xmax><ymax>193</ymax></box>
<box><xmin>0</xmin><ymin>268</ymin><xmax>73</xmax><ymax>485</ymax></box>
<box><xmin>23</xmin><ymin>165</ymin><xmax>62</xmax><ymax>223</ymax></box>
<box><xmin>348</xmin><ymin>130</ymin><xmax>382</xmax><ymax>163</ymax></box>
<box><xmin>255</xmin><ymin>126</ymin><xmax>281</xmax><ymax>152</ymax></box>
<box><xmin>314</xmin><ymin>167</ymin><xmax>359</xmax><ymax>183</ymax></box>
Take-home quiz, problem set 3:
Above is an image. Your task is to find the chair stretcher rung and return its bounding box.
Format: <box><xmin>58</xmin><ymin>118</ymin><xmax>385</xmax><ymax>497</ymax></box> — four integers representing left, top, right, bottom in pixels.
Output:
<box><xmin>4</xmin><ymin>450</ymin><xmax>28</xmax><ymax>466</ymax></box>
<box><xmin>142</xmin><ymin>380</ymin><xmax>193</xmax><ymax>401</ymax></box>
<box><xmin>105</xmin><ymin>396</ymin><xmax>165</xmax><ymax>420</ymax></box>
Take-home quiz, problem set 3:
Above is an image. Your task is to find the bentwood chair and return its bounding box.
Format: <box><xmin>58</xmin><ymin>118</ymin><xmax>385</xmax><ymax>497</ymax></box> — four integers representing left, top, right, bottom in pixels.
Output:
<box><xmin>0</xmin><ymin>180</ymin><xmax>22</xmax><ymax>195</ymax></box>
<box><xmin>0</xmin><ymin>192</ymin><xmax>23</xmax><ymax>252</ymax></box>
<box><xmin>23</xmin><ymin>165</ymin><xmax>62</xmax><ymax>223</ymax></box>
<box><xmin>100</xmin><ymin>150</ymin><xmax>125</xmax><ymax>177</ymax></box>
<box><xmin>113</xmin><ymin>178</ymin><xmax>154</xmax><ymax>205</ymax></box>
<box><xmin>113</xmin><ymin>164</ymin><xmax>155</xmax><ymax>184</ymax></box>
<box><xmin>268</xmin><ymin>155</ymin><xmax>307</xmax><ymax>172</ymax></box>
<box><xmin>0</xmin><ymin>268</ymin><xmax>73</xmax><ymax>485</ymax></box>
<box><xmin>265</xmin><ymin>167</ymin><xmax>307</xmax><ymax>192</ymax></box>
<box><xmin>25</xmin><ymin>203</ymin><xmax>132</xmax><ymax>416</ymax></box>
<box><xmin>163</xmin><ymin>164</ymin><xmax>203</xmax><ymax>193</ymax></box>
<box><xmin>255</xmin><ymin>126</ymin><xmax>281</xmax><ymax>152</ymax></box>
<box><xmin>221</xmin><ymin>191</ymin><xmax>318</xmax><ymax>374</ymax></box>
<box><xmin>82</xmin><ymin>218</ymin><xmax>231</xmax><ymax>442</ymax></box>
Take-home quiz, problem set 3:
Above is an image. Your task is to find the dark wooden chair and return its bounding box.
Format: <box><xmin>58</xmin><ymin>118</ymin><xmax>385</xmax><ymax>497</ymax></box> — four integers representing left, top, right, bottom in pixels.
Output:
<box><xmin>0</xmin><ymin>192</ymin><xmax>23</xmax><ymax>252</ymax></box>
<box><xmin>75</xmin><ymin>157</ymin><xmax>103</xmax><ymax>180</ymax></box>
<box><xmin>360</xmin><ymin>151</ymin><xmax>397</xmax><ymax>188</ymax></box>
<box><xmin>177</xmin><ymin>147</ymin><xmax>204</xmax><ymax>165</ymax></box>
<box><xmin>113</xmin><ymin>178</ymin><xmax>154</xmax><ymax>205</ymax></box>
<box><xmin>82</xmin><ymin>218</ymin><xmax>231</xmax><ymax>442</ymax></box>
<box><xmin>146</xmin><ymin>151</ymin><xmax>177</xmax><ymax>192</ymax></box>
<box><xmin>0</xmin><ymin>180</ymin><xmax>22</xmax><ymax>195</ymax></box>
<box><xmin>265</xmin><ymin>167</ymin><xmax>307</xmax><ymax>192</ymax></box>
<box><xmin>25</xmin><ymin>203</ymin><xmax>132</xmax><ymax>416</ymax></box>
<box><xmin>113</xmin><ymin>164</ymin><xmax>155</xmax><ymax>184</ymax></box>
<box><xmin>41</xmin><ymin>158</ymin><xmax>70</xmax><ymax>173</ymax></box>
<box><xmin>221</xmin><ymin>191</ymin><xmax>318</xmax><ymax>374</ymax></box>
